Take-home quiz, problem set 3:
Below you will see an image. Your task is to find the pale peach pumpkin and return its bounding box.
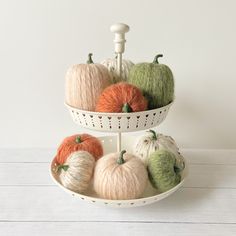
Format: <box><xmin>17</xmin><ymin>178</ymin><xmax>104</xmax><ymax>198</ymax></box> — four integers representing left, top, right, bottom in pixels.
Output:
<box><xmin>65</xmin><ymin>53</ymin><xmax>112</xmax><ymax>111</ymax></box>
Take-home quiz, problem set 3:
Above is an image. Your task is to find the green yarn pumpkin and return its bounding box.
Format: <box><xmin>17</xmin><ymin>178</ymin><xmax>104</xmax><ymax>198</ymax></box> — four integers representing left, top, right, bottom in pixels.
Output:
<box><xmin>147</xmin><ymin>149</ymin><xmax>183</xmax><ymax>193</ymax></box>
<box><xmin>128</xmin><ymin>54</ymin><xmax>174</xmax><ymax>109</ymax></box>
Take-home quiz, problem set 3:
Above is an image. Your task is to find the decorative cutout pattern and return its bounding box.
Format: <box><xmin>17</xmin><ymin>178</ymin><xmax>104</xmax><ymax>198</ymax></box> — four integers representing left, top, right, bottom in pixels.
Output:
<box><xmin>66</xmin><ymin>103</ymin><xmax>173</xmax><ymax>132</ymax></box>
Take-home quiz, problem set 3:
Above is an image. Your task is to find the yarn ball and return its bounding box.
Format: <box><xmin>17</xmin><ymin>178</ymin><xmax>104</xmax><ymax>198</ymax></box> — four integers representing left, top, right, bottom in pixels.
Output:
<box><xmin>65</xmin><ymin>53</ymin><xmax>112</xmax><ymax>111</ymax></box>
<box><xmin>101</xmin><ymin>57</ymin><xmax>134</xmax><ymax>83</ymax></box>
<box><xmin>56</xmin><ymin>133</ymin><xmax>103</xmax><ymax>164</ymax></box>
<box><xmin>134</xmin><ymin>130</ymin><xmax>184</xmax><ymax>167</ymax></box>
<box><xmin>58</xmin><ymin>151</ymin><xmax>95</xmax><ymax>193</ymax></box>
<box><xmin>95</xmin><ymin>82</ymin><xmax>148</xmax><ymax>113</ymax></box>
<box><xmin>147</xmin><ymin>150</ymin><xmax>184</xmax><ymax>193</ymax></box>
<box><xmin>93</xmin><ymin>150</ymin><xmax>148</xmax><ymax>200</ymax></box>
<box><xmin>128</xmin><ymin>54</ymin><xmax>174</xmax><ymax>109</ymax></box>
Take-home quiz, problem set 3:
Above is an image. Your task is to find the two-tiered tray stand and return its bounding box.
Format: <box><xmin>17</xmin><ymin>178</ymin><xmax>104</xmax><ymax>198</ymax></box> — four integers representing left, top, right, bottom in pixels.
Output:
<box><xmin>50</xmin><ymin>23</ymin><xmax>187</xmax><ymax>208</ymax></box>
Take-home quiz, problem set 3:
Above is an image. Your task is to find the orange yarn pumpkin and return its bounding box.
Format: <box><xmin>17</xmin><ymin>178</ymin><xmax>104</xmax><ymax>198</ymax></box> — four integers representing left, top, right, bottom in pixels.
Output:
<box><xmin>56</xmin><ymin>134</ymin><xmax>103</xmax><ymax>164</ymax></box>
<box><xmin>95</xmin><ymin>82</ymin><xmax>148</xmax><ymax>113</ymax></box>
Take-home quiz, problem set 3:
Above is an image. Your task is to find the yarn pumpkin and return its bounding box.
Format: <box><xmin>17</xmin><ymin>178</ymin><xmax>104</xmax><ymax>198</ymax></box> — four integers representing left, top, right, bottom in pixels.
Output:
<box><xmin>147</xmin><ymin>150</ymin><xmax>184</xmax><ymax>193</ymax></box>
<box><xmin>56</xmin><ymin>134</ymin><xmax>103</xmax><ymax>164</ymax></box>
<box><xmin>134</xmin><ymin>130</ymin><xmax>184</xmax><ymax>167</ymax></box>
<box><xmin>128</xmin><ymin>54</ymin><xmax>174</xmax><ymax>109</ymax></box>
<box><xmin>95</xmin><ymin>82</ymin><xmax>148</xmax><ymax>113</ymax></box>
<box><xmin>93</xmin><ymin>150</ymin><xmax>148</xmax><ymax>200</ymax></box>
<box><xmin>65</xmin><ymin>53</ymin><xmax>112</xmax><ymax>111</ymax></box>
<box><xmin>101</xmin><ymin>57</ymin><xmax>134</xmax><ymax>83</ymax></box>
<box><xmin>58</xmin><ymin>151</ymin><xmax>95</xmax><ymax>193</ymax></box>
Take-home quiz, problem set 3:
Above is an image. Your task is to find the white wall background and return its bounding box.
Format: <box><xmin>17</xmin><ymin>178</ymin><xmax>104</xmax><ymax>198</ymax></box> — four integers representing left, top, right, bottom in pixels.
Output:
<box><xmin>0</xmin><ymin>0</ymin><xmax>235</xmax><ymax>149</ymax></box>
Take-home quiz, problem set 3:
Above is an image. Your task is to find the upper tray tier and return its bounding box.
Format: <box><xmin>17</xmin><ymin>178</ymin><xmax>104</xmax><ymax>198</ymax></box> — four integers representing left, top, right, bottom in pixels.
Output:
<box><xmin>65</xmin><ymin>102</ymin><xmax>173</xmax><ymax>132</ymax></box>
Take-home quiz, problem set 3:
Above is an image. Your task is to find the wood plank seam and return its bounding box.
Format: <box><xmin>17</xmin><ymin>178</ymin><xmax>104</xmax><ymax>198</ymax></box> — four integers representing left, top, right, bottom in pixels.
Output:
<box><xmin>0</xmin><ymin>220</ymin><xmax>236</xmax><ymax>225</ymax></box>
<box><xmin>0</xmin><ymin>185</ymin><xmax>236</xmax><ymax>190</ymax></box>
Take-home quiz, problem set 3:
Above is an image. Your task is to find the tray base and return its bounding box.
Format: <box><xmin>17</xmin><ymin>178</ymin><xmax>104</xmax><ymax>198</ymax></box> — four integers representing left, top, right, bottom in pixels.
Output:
<box><xmin>50</xmin><ymin>135</ymin><xmax>188</xmax><ymax>208</ymax></box>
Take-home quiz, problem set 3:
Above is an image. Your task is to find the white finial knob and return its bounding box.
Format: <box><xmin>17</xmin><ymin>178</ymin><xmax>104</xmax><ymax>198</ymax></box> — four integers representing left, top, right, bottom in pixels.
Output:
<box><xmin>110</xmin><ymin>23</ymin><xmax>130</xmax><ymax>53</ymax></box>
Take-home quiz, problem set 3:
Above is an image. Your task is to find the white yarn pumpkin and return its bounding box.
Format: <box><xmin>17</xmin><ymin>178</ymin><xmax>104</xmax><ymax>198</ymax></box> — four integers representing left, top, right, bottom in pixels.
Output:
<box><xmin>134</xmin><ymin>130</ymin><xmax>184</xmax><ymax>167</ymax></box>
<box><xmin>101</xmin><ymin>57</ymin><xmax>134</xmax><ymax>83</ymax></box>
<box><xmin>65</xmin><ymin>53</ymin><xmax>112</xmax><ymax>111</ymax></box>
<box><xmin>93</xmin><ymin>150</ymin><xmax>148</xmax><ymax>200</ymax></box>
<box><xmin>58</xmin><ymin>151</ymin><xmax>95</xmax><ymax>193</ymax></box>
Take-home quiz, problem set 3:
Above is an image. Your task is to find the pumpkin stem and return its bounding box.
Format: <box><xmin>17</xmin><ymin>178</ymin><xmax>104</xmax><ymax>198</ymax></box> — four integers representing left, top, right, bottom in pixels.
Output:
<box><xmin>75</xmin><ymin>136</ymin><xmax>82</xmax><ymax>143</ymax></box>
<box><xmin>87</xmin><ymin>53</ymin><xmax>94</xmax><ymax>64</ymax></box>
<box><xmin>56</xmin><ymin>164</ymin><xmax>69</xmax><ymax>172</ymax></box>
<box><xmin>148</xmin><ymin>130</ymin><xmax>157</xmax><ymax>140</ymax></box>
<box><xmin>153</xmin><ymin>54</ymin><xmax>163</xmax><ymax>64</ymax></box>
<box><xmin>122</xmin><ymin>103</ymin><xmax>133</xmax><ymax>113</ymax></box>
<box><xmin>117</xmin><ymin>150</ymin><xmax>126</xmax><ymax>165</ymax></box>
<box><xmin>174</xmin><ymin>159</ymin><xmax>185</xmax><ymax>173</ymax></box>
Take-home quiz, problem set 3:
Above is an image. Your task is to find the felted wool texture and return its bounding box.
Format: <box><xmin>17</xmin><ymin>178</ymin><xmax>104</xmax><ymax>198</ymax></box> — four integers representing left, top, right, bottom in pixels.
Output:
<box><xmin>59</xmin><ymin>151</ymin><xmax>95</xmax><ymax>193</ymax></box>
<box><xmin>134</xmin><ymin>131</ymin><xmax>184</xmax><ymax>168</ymax></box>
<box><xmin>147</xmin><ymin>150</ymin><xmax>182</xmax><ymax>193</ymax></box>
<box><xmin>93</xmin><ymin>152</ymin><xmax>148</xmax><ymax>200</ymax></box>
<box><xmin>65</xmin><ymin>63</ymin><xmax>112</xmax><ymax>111</ymax></box>
<box><xmin>101</xmin><ymin>58</ymin><xmax>134</xmax><ymax>83</ymax></box>
<box><xmin>95</xmin><ymin>82</ymin><xmax>148</xmax><ymax>113</ymax></box>
<box><xmin>128</xmin><ymin>61</ymin><xmax>174</xmax><ymax>109</ymax></box>
<box><xmin>56</xmin><ymin>134</ymin><xmax>103</xmax><ymax>164</ymax></box>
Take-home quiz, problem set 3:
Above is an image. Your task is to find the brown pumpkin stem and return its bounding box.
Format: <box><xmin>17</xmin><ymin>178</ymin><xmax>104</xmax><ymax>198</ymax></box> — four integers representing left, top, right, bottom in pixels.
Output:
<box><xmin>148</xmin><ymin>130</ymin><xmax>157</xmax><ymax>140</ymax></box>
<box><xmin>153</xmin><ymin>54</ymin><xmax>163</xmax><ymax>64</ymax></box>
<box><xmin>122</xmin><ymin>103</ymin><xmax>133</xmax><ymax>113</ymax></box>
<box><xmin>75</xmin><ymin>136</ymin><xmax>82</xmax><ymax>143</ymax></box>
<box><xmin>56</xmin><ymin>164</ymin><xmax>69</xmax><ymax>173</ymax></box>
<box><xmin>87</xmin><ymin>53</ymin><xmax>94</xmax><ymax>64</ymax></box>
<box><xmin>117</xmin><ymin>150</ymin><xmax>126</xmax><ymax>165</ymax></box>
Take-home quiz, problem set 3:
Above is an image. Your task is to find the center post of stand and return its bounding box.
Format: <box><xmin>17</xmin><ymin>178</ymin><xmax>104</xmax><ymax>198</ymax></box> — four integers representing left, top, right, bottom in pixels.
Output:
<box><xmin>110</xmin><ymin>23</ymin><xmax>130</xmax><ymax>152</ymax></box>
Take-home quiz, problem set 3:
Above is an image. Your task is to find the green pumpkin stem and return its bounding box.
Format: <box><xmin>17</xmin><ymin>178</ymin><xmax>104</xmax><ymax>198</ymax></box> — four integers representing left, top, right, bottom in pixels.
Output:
<box><xmin>122</xmin><ymin>103</ymin><xmax>133</xmax><ymax>113</ymax></box>
<box><xmin>175</xmin><ymin>158</ymin><xmax>185</xmax><ymax>173</ymax></box>
<box><xmin>148</xmin><ymin>130</ymin><xmax>157</xmax><ymax>140</ymax></box>
<box><xmin>56</xmin><ymin>164</ymin><xmax>69</xmax><ymax>173</ymax></box>
<box><xmin>153</xmin><ymin>54</ymin><xmax>163</xmax><ymax>64</ymax></box>
<box><xmin>87</xmin><ymin>53</ymin><xmax>94</xmax><ymax>64</ymax></box>
<box><xmin>75</xmin><ymin>136</ymin><xmax>82</xmax><ymax>143</ymax></box>
<box><xmin>117</xmin><ymin>150</ymin><xmax>126</xmax><ymax>165</ymax></box>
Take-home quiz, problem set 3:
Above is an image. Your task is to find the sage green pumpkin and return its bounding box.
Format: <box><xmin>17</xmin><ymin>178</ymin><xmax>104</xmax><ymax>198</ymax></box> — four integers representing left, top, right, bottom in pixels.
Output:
<box><xmin>128</xmin><ymin>54</ymin><xmax>174</xmax><ymax>109</ymax></box>
<box><xmin>147</xmin><ymin>149</ymin><xmax>184</xmax><ymax>193</ymax></box>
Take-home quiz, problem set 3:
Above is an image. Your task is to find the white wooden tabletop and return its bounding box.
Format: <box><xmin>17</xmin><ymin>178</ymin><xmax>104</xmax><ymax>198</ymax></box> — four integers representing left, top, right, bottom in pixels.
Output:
<box><xmin>1</xmin><ymin>149</ymin><xmax>236</xmax><ymax>236</ymax></box>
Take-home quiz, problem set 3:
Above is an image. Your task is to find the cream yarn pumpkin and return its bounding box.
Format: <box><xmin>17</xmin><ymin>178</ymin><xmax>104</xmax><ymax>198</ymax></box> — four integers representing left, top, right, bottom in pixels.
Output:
<box><xmin>134</xmin><ymin>130</ymin><xmax>184</xmax><ymax>167</ymax></box>
<box><xmin>65</xmin><ymin>53</ymin><xmax>112</xmax><ymax>111</ymax></box>
<box><xmin>93</xmin><ymin>150</ymin><xmax>148</xmax><ymax>200</ymax></box>
<box><xmin>101</xmin><ymin>57</ymin><xmax>134</xmax><ymax>83</ymax></box>
<box><xmin>58</xmin><ymin>151</ymin><xmax>95</xmax><ymax>193</ymax></box>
